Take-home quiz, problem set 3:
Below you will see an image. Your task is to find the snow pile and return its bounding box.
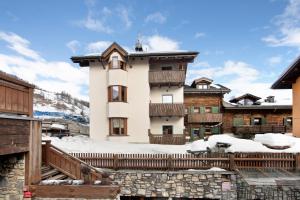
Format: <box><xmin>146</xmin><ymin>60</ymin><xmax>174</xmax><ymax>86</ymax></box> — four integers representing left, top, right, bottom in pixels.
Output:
<box><xmin>254</xmin><ymin>133</ymin><xmax>296</xmax><ymax>147</ymax></box>
<box><xmin>50</xmin><ymin>123</ymin><xmax>66</xmax><ymax>130</ymax></box>
<box><xmin>191</xmin><ymin>134</ymin><xmax>300</xmax><ymax>153</ymax></box>
<box><xmin>43</xmin><ymin>135</ymin><xmax>189</xmax><ymax>154</ymax></box>
<box><xmin>43</xmin><ymin>133</ymin><xmax>300</xmax><ymax>154</ymax></box>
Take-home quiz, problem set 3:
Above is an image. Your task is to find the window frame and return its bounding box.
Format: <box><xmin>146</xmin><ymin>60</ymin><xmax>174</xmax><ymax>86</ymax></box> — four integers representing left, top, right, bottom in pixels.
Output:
<box><xmin>193</xmin><ymin>107</ymin><xmax>200</xmax><ymax>113</ymax></box>
<box><xmin>108</xmin><ymin>85</ymin><xmax>127</xmax><ymax>102</ymax></box>
<box><xmin>109</xmin><ymin>118</ymin><xmax>127</xmax><ymax>136</ymax></box>
<box><xmin>109</xmin><ymin>56</ymin><xmax>126</xmax><ymax>70</ymax></box>
<box><xmin>161</xmin><ymin>66</ymin><xmax>172</xmax><ymax>71</ymax></box>
<box><xmin>162</xmin><ymin>125</ymin><xmax>173</xmax><ymax>135</ymax></box>
<box><xmin>162</xmin><ymin>94</ymin><xmax>173</xmax><ymax>103</ymax></box>
<box><xmin>205</xmin><ymin>107</ymin><xmax>212</xmax><ymax>113</ymax></box>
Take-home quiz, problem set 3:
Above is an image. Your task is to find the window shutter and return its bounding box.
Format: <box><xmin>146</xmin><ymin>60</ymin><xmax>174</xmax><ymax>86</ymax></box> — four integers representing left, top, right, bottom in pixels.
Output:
<box><xmin>261</xmin><ymin>117</ymin><xmax>266</xmax><ymax>125</ymax></box>
<box><xmin>200</xmin><ymin>106</ymin><xmax>205</xmax><ymax>114</ymax></box>
<box><xmin>200</xmin><ymin>126</ymin><xmax>205</xmax><ymax>138</ymax></box>
<box><xmin>108</xmin><ymin>86</ymin><xmax>111</xmax><ymax>102</ymax></box>
<box><xmin>233</xmin><ymin>118</ymin><xmax>244</xmax><ymax>126</ymax></box>
<box><xmin>190</xmin><ymin>106</ymin><xmax>194</xmax><ymax>113</ymax></box>
<box><xmin>108</xmin><ymin>61</ymin><xmax>112</xmax><ymax>69</ymax></box>
<box><xmin>283</xmin><ymin>117</ymin><xmax>287</xmax><ymax>126</ymax></box>
<box><xmin>212</xmin><ymin>126</ymin><xmax>220</xmax><ymax>134</ymax></box>
<box><xmin>212</xmin><ymin>106</ymin><xmax>219</xmax><ymax>113</ymax></box>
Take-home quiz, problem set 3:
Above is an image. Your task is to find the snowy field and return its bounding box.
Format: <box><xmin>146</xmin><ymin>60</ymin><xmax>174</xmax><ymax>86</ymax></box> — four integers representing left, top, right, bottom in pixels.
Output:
<box><xmin>43</xmin><ymin>133</ymin><xmax>300</xmax><ymax>154</ymax></box>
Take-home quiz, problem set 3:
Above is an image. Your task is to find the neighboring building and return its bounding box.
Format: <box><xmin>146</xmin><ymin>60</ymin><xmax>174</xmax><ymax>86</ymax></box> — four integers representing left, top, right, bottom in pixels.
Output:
<box><xmin>184</xmin><ymin>77</ymin><xmax>230</xmax><ymax>139</ymax></box>
<box><xmin>272</xmin><ymin>56</ymin><xmax>300</xmax><ymax>137</ymax></box>
<box><xmin>71</xmin><ymin>42</ymin><xmax>198</xmax><ymax>143</ymax></box>
<box><xmin>223</xmin><ymin>93</ymin><xmax>292</xmax><ymax>135</ymax></box>
<box><xmin>0</xmin><ymin>71</ymin><xmax>41</xmax><ymax>199</ymax></box>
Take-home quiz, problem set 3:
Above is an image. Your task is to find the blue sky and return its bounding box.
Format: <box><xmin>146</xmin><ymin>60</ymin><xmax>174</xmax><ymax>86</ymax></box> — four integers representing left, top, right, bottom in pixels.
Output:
<box><xmin>0</xmin><ymin>0</ymin><xmax>299</xmax><ymax>101</ymax></box>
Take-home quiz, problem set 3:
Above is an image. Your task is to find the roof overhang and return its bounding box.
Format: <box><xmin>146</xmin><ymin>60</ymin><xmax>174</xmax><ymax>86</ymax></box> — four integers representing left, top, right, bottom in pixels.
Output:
<box><xmin>272</xmin><ymin>56</ymin><xmax>300</xmax><ymax>89</ymax></box>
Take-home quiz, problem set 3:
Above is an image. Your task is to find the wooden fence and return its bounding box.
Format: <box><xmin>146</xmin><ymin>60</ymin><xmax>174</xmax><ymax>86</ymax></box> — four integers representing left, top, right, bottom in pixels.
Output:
<box><xmin>148</xmin><ymin>133</ymin><xmax>187</xmax><ymax>145</ymax></box>
<box><xmin>71</xmin><ymin>152</ymin><xmax>300</xmax><ymax>171</ymax></box>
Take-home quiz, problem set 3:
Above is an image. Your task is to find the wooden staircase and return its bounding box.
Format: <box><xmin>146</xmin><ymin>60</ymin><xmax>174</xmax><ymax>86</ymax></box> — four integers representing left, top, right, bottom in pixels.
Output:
<box><xmin>29</xmin><ymin>140</ymin><xmax>120</xmax><ymax>199</ymax></box>
<box><xmin>41</xmin><ymin>165</ymin><xmax>71</xmax><ymax>180</ymax></box>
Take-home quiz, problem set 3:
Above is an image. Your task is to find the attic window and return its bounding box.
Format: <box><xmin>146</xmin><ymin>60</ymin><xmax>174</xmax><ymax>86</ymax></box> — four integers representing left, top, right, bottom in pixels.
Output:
<box><xmin>112</xmin><ymin>56</ymin><xmax>118</xmax><ymax>69</ymax></box>
<box><xmin>109</xmin><ymin>56</ymin><xmax>126</xmax><ymax>70</ymax></box>
<box><xmin>197</xmin><ymin>84</ymin><xmax>209</xmax><ymax>89</ymax></box>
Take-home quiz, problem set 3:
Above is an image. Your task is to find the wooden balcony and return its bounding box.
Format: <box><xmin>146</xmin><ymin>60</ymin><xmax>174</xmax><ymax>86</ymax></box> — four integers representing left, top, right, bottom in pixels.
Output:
<box><xmin>148</xmin><ymin>130</ymin><xmax>187</xmax><ymax>145</ymax></box>
<box><xmin>234</xmin><ymin>125</ymin><xmax>286</xmax><ymax>135</ymax></box>
<box><xmin>187</xmin><ymin>113</ymin><xmax>223</xmax><ymax>123</ymax></box>
<box><xmin>149</xmin><ymin>70</ymin><xmax>185</xmax><ymax>87</ymax></box>
<box><xmin>149</xmin><ymin>103</ymin><xmax>185</xmax><ymax>117</ymax></box>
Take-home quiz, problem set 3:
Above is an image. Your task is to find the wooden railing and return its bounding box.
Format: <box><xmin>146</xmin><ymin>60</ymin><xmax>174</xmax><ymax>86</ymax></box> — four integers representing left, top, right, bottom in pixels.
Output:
<box><xmin>188</xmin><ymin>113</ymin><xmax>223</xmax><ymax>123</ymax></box>
<box><xmin>149</xmin><ymin>134</ymin><xmax>186</xmax><ymax>145</ymax></box>
<box><xmin>234</xmin><ymin>125</ymin><xmax>286</xmax><ymax>135</ymax></box>
<box><xmin>149</xmin><ymin>103</ymin><xmax>185</xmax><ymax>117</ymax></box>
<box><xmin>42</xmin><ymin>140</ymin><xmax>102</xmax><ymax>181</ymax></box>
<box><xmin>72</xmin><ymin>152</ymin><xmax>300</xmax><ymax>171</ymax></box>
<box><xmin>149</xmin><ymin>70</ymin><xmax>185</xmax><ymax>86</ymax></box>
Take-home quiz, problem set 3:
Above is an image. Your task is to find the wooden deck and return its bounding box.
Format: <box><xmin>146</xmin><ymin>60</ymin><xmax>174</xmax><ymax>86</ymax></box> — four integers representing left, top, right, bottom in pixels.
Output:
<box><xmin>149</xmin><ymin>103</ymin><xmax>185</xmax><ymax>117</ymax></box>
<box><xmin>234</xmin><ymin>125</ymin><xmax>286</xmax><ymax>135</ymax></box>
<box><xmin>187</xmin><ymin>113</ymin><xmax>223</xmax><ymax>123</ymax></box>
<box><xmin>149</xmin><ymin>70</ymin><xmax>185</xmax><ymax>86</ymax></box>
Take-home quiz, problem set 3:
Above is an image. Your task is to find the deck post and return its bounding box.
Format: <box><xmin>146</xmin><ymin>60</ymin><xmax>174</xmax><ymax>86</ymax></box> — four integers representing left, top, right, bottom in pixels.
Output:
<box><xmin>229</xmin><ymin>153</ymin><xmax>236</xmax><ymax>171</ymax></box>
<box><xmin>44</xmin><ymin>140</ymin><xmax>51</xmax><ymax>166</ymax></box>
<box><xmin>296</xmin><ymin>153</ymin><xmax>300</xmax><ymax>170</ymax></box>
<box><xmin>113</xmin><ymin>154</ymin><xmax>119</xmax><ymax>171</ymax></box>
<box><xmin>168</xmin><ymin>154</ymin><xmax>173</xmax><ymax>170</ymax></box>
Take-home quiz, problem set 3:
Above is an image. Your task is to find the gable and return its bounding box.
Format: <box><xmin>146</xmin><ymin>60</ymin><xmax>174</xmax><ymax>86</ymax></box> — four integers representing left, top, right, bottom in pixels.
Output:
<box><xmin>102</xmin><ymin>42</ymin><xmax>128</xmax><ymax>61</ymax></box>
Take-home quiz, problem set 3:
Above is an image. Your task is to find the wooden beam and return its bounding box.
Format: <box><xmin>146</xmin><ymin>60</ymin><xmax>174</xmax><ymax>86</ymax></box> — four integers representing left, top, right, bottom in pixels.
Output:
<box><xmin>29</xmin><ymin>185</ymin><xmax>120</xmax><ymax>199</ymax></box>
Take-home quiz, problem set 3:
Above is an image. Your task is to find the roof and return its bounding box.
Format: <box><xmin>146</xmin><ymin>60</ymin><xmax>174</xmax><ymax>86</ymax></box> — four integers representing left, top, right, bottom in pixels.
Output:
<box><xmin>184</xmin><ymin>84</ymin><xmax>231</xmax><ymax>95</ymax></box>
<box><xmin>0</xmin><ymin>70</ymin><xmax>35</xmax><ymax>88</ymax></box>
<box><xmin>71</xmin><ymin>42</ymin><xmax>199</xmax><ymax>67</ymax></box>
<box><xmin>229</xmin><ymin>93</ymin><xmax>261</xmax><ymax>104</ymax></box>
<box><xmin>272</xmin><ymin>55</ymin><xmax>300</xmax><ymax>89</ymax></box>
<box><xmin>191</xmin><ymin>77</ymin><xmax>213</xmax><ymax>87</ymax></box>
<box><xmin>222</xmin><ymin>101</ymin><xmax>292</xmax><ymax>110</ymax></box>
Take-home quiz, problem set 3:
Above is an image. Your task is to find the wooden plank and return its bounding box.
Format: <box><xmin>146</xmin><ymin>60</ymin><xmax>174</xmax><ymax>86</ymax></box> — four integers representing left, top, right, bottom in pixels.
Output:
<box><xmin>0</xmin><ymin>144</ymin><xmax>29</xmax><ymax>155</ymax></box>
<box><xmin>0</xmin><ymin>85</ymin><xmax>5</xmax><ymax>110</ymax></box>
<box><xmin>29</xmin><ymin>185</ymin><xmax>120</xmax><ymax>199</ymax></box>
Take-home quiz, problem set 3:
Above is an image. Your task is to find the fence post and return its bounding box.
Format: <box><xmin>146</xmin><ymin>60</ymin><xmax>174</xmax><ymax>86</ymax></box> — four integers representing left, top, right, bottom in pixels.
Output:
<box><xmin>44</xmin><ymin>140</ymin><xmax>51</xmax><ymax>166</ymax></box>
<box><xmin>113</xmin><ymin>154</ymin><xmax>119</xmax><ymax>171</ymax></box>
<box><xmin>296</xmin><ymin>153</ymin><xmax>300</xmax><ymax>171</ymax></box>
<box><xmin>229</xmin><ymin>153</ymin><xmax>236</xmax><ymax>171</ymax></box>
<box><xmin>168</xmin><ymin>155</ymin><xmax>173</xmax><ymax>171</ymax></box>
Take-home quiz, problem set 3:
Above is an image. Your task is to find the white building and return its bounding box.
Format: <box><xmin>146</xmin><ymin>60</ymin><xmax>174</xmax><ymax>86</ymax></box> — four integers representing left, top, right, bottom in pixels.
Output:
<box><xmin>72</xmin><ymin>42</ymin><xmax>198</xmax><ymax>143</ymax></box>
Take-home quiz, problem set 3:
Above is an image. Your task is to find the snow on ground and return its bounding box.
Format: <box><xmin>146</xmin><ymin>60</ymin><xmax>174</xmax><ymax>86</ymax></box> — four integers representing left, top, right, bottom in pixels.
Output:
<box><xmin>43</xmin><ymin>133</ymin><xmax>300</xmax><ymax>154</ymax></box>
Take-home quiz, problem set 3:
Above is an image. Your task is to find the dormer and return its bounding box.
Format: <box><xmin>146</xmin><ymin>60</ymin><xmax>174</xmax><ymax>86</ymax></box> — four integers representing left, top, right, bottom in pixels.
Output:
<box><xmin>191</xmin><ymin>77</ymin><xmax>213</xmax><ymax>89</ymax></box>
<box><xmin>229</xmin><ymin>93</ymin><xmax>261</xmax><ymax>106</ymax></box>
<box><xmin>102</xmin><ymin>42</ymin><xmax>128</xmax><ymax>70</ymax></box>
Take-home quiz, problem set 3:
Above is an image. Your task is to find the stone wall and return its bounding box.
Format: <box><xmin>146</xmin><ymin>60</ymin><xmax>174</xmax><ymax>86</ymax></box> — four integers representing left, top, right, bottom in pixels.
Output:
<box><xmin>110</xmin><ymin>170</ymin><xmax>237</xmax><ymax>199</ymax></box>
<box><xmin>0</xmin><ymin>153</ymin><xmax>25</xmax><ymax>200</ymax></box>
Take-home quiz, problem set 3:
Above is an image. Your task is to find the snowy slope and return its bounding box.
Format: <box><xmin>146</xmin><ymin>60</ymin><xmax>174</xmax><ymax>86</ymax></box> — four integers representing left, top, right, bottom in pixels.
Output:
<box><xmin>34</xmin><ymin>89</ymin><xmax>89</xmax><ymax>123</ymax></box>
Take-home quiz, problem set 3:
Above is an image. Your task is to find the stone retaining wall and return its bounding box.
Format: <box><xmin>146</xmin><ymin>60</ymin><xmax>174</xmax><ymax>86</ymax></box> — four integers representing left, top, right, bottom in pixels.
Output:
<box><xmin>0</xmin><ymin>153</ymin><xmax>25</xmax><ymax>200</ymax></box>
<box><xmin>110</xmin><ymin>170</ymin><xmax>237</xmax><ymax>199</ymax></box>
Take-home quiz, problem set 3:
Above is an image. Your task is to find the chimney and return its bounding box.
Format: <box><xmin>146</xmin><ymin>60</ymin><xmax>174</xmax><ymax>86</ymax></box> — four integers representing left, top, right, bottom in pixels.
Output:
<box><xmin>265</xmin><ymin>96</ymin><xmax>275</xmax><ymax>103</ymax></box>
<box><xmin>135</xmin><ymin>39</ymin><xmax>143</xmax><ymax>52</ymax></box>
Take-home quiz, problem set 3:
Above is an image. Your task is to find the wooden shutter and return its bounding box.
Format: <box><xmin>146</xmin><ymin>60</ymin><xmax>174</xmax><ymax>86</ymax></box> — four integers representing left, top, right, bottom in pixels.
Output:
<box><xmin>250</xmin><ymin>117</ymin><xmax>255</xmax><ymax>125</ymax></box>
<box><xmin>190</xmin><ymin>106</ymin><xmax>194</xmax><ymax>113</ymax></box>
<box><xmin>200</xmin><ymin>126</ymin><xmax>205</xmax><ymax>138</ymax></box>
<box><xmin>212</xmin><ymin>126</ymin><xmax>220</xmax><ymax>134</ymax></box>
<box><xmin>261</xmin><ymin>117</ymin><xmax>266</xmax><ymax>125</ymax></box>
<box><xmin>108</xmin><ymin>86</ymin><xmax>111</xmax><ymax>102</ymax></box>
<box><xmin>200</xmin><ymin>106</ymin><xmax>205</xmax><ymax>114</ymax></box>
<box><xmin>212</xmin><ymin>106</ymin><xmax>219</xmax><ymax>113</ymax></box>
<box><xmin>233</xmin><ymin>118</ymin><xmax>244</xmax><ymax>126</ymax></box>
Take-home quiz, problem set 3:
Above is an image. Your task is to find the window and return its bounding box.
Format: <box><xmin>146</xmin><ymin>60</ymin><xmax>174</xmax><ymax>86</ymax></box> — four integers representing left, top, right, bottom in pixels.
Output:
<box><xmin>196</xmin><ymin>84</ymin><xmax>209</xmax><ymax>89</ymax></box>
<box><xmin>205</xmin><ymin>107</ymin><xmax>212</xmax><ymax>113</ymax></box>
<box><xmin>109</xmin><ymin>118</ymin><xmax>127</xmax><ymax>135</ymax></box>
<box><xmin>162</xmin><ymin>95</ymin><xmax>173</xmax><ymax>103</ymax></box>
<box><xmin>109</xmin><ymin>56</ymin><xmax>126</xmax><ymax>70</ymax></box>
<box><xmin>285</xmin><ymin>117</ymin><xmax>293</xmax><ymax>126</ymax></box>
<box><xmin>112</xmin><ymin>56</ymin><xmax>118</xmax><ymax>69</ymax></box>
<box><xmin>185</xmin><ymin>108</ymin><xmax>188</xmax><ymax>114</ymax></box>
<box><xmin>253</xmin><ymin>118</ymin><xmax>262</xmax><ymax>125</ymax></box>
<box><xmin>193</xmin><ymin>107</ymin><xmax>200</xmax><ymax>113</ymax></box>
<box><xmin>108</xmin><ymin>86</ymin><xmax>127</xmax><ymax>102</ymax></box>
<box><xmin>162</xmin><ymin>125</ymin><xmax>173</xmax><ymax>135</ymax></box>
<box><xmin>161</xmin><ymin>66</ymin><xmax>172</xmax><ymax>70</ymax></box>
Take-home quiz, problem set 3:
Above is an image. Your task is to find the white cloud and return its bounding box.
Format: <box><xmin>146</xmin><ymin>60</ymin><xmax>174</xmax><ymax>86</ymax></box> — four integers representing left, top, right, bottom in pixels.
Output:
<box><xmin>267</xmin><ymin>55</ymin><xmax>282</xmax><ymax>66</ymax></box>
<box><xmin>187</xmin><ymin>60</ymin><xmax>292</xmax><ymax>103</ymax></box>
<box><xmin>194</xmin><ymin>32</ymin><xmax>206</xmax><ymax>38</ymax></box>
<box><xmin>86</xmin><ymin>41</ymin><xmax>112</xmax><ymax>53</ymax></box>
<box><xmin>66</xmin><ymin>40</ymin><xmax>80</xmax><ymax>53</ymax></box>
<box><xmin>143</xmin><ymin>35</ymin><xmax>180</xmax><ymax>51</ymax></box>
<box><xmin>190</xmin><ymin>61</ymin><xmax>211</xmax><ymax>68</ymax></box>
<box><xmin>76</xmin><ymin>2</ymin><xmax>113</xmax><ymax>34</ymax></box>
<box><xmin>0</xmin><ymin>31</ymin><xmax>43</xmax><ymax>61</ymax></box>
<box><xmin>263</xmin><ymin>0</ymin><xmax>300</xmax><ymax>48</ymax></box>
<box><xmin>117</xmin><ymin>6</ymin><xmax>132</xmax><ymax>29</ymax></box>
<box><xmin>0</xmin><ymin>31</ymin><xmax>88</xmax><ymax>100</ymax></box>
<box><xmin>145</xmin><ymin>12</ymin><xmax>166</xmax><ymax>24</ymax></box>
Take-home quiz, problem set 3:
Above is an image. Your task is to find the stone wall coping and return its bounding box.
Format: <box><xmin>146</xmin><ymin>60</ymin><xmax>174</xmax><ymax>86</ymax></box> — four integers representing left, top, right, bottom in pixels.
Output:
<box><xmin>108</xmin><ymin>169</ymin><xmax>234</xmax><ymax>175</ymax></box>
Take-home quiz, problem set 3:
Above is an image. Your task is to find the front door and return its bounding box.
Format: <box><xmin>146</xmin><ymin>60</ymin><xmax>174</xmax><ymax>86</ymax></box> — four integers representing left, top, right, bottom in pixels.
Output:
<box><xmin>162</xmin><ymin>126</ymin><xmax>173</xmax><ymax>135</ymax></box>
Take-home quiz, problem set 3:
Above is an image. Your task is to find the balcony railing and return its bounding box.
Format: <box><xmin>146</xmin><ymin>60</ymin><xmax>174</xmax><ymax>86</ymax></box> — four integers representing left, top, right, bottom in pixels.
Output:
<box><xmin>149</xmin><ymin>103</ymin><xmax>185</xmax><ymax>117</ymax></box>
<box><xmin>233</xmin><ymin>125</ymin><xmax>286</xmax><ymax>135</ymax></box>
<box><xmin>148</xmin><ymin>130</ymin><xmax>187</xmax><ymax>145</ymax></box>
<box><xmin>187</xmin><ymin>113</ymin><xmax>223</xmax><ymax>123</ymax></box>
<box><xmin>149</xmin><ymin>70</ymin><xmax>185</xmax><ymax>86</ymax></box>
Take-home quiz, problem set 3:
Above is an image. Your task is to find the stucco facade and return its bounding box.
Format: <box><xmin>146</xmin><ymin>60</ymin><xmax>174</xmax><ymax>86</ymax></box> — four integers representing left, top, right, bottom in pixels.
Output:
<box><xmin>73</xmin><ymin>42</ymin><xmax>198</xmax><ymax>143</ymax></box>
